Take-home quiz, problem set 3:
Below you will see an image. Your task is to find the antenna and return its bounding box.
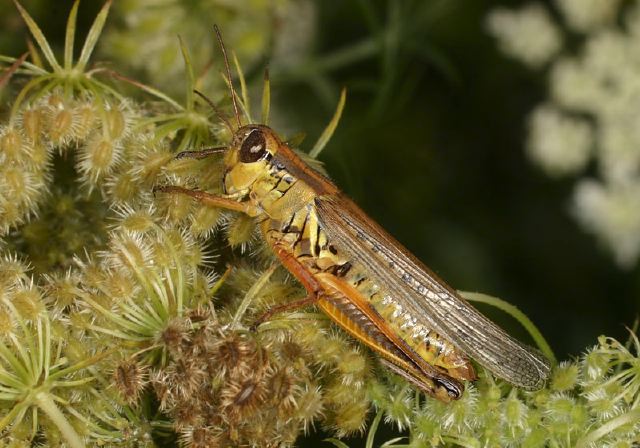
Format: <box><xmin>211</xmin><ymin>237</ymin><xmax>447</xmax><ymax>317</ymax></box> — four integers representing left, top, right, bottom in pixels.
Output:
<box><xmin>193</xmin><ymin>89</ymin><xmax>233</xmax><ymax>133</ymax></box>
<box><xmin>214</xmin><ymin>25</ymin><xmax>241</xmax><ymax>129</ymax></box>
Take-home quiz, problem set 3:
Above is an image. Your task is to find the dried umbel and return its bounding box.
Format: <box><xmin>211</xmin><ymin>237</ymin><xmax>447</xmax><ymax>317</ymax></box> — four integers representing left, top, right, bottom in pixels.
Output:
<box><xmin>113</xmin><ymin>359</ymin><xmax>148</xmax><ymax>405</ymax></box>
<box><xmin>147</xmin><ymin>318</ymin><xmax>293</xmax><ymax>445</ymax></box>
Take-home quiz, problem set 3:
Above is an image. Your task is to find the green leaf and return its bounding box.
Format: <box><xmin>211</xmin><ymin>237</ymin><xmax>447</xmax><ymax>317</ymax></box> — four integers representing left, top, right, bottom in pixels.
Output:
<box><xmin>233</xmin><ymin>51</ymin><xmax>251</xmax><ymax>122</ymax></box>
<box><xmin>13</xmin><ymin>0</ymin><xmax>61</xmax><ymax>72</ymax></box>
<box><xmin>64</xmin><ymin>0</ymin><xmax>80</xmax><ymax>70</ymax></box>
<box><xmin>310</xmin><ymin>87</ymin><xmax>346</xmax><ymax>158</ymax></box>
<box><xmin>261</xmin><ymin>67</ymin><xmax>270</xmax><ymax>125</ymax></box>
<box><xmin>178</xmin><ymin>35</ymin><xmax>195</xmax><ymax>110</ymax></box>
<box><xmin>41</xmin><ymin>316</ymin><xmax>52</xmax><ymax>379</ymax></box>
<box><xmin>380</xmin><ymin>438</ymin><xmax>408</xmax><ymax>447</ymax></box>
<box><xmin>231</xmin><ymin>265</ymin><xmax>277</xmax><ymax>329</ymax></box>
<box><xmin>109</xmin><ymin>70</ymin><xmax>183</xmax><ymax>110</ymax></box>
<box><xmin>0</xmin><ymin>54</ymin><xmax>47</xmax><ymax>76</ymax></box>
<box><xmin>26</xmin><ymin>38</ymin><xmax>44</xmax><ymax>69</ymax></box>
<box><xmin>76</xmin><ymin>0</ymin><xmax>112</xmax><ymax>72</ymax></box>
<box><xmin>0</xmin><ymin>401</ymin><xmax>29</xmax><ymax>433</ymax></box>
<box><xmin>576</xmin><ymin>409</ymin><xmax>640</xmax><ymax>448</ymax></box>
<box><xmin>324</xmin><ymin>438</ymin><xmax>351</xmax><ymax>448</ymax></box>
<box><xmin>366</xmin><ymin>411</ymin><xmax>383</xmax><ymax>448</ymax></box>
<box><xmin>286</xmin><ymin>132</ymin><xmax>306</xmax><ymax>148</ymax></box>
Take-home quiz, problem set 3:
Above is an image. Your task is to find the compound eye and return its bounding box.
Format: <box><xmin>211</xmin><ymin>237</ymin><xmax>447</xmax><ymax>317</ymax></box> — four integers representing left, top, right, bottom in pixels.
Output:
<box><xmin>239</xmin><ymin>129</ymin><xmax>267</xmax><ymax>163</ymax></box>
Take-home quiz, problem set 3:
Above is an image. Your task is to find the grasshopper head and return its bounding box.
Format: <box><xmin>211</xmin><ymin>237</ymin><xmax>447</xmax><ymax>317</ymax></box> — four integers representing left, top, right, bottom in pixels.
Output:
<box><xmin>223</xmin><ymin>124</ymin><xmax>282</xmax><ymax>195</ymax></box>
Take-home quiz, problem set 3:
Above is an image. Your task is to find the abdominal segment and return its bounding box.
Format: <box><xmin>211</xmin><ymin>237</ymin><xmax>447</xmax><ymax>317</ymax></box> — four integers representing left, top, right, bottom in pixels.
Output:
<box><xmin>316</xmin><ymin>289</ymin><xmax>463</xmax><ymax>402</ymax></box>
<box><xmin>263</xmin><ymin>208</ymin><xmax>475</xmax><ymax>397</ymax></box>
<box><xmin>314</xmin><ymin>268</ymin><xmax>476</xmax><ymax>386</ymax></box>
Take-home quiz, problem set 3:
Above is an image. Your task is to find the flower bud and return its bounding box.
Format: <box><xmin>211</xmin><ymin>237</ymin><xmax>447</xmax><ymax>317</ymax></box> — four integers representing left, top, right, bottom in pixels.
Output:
<box><xmin>104</xmin><ymin>104</ymin><xmax>127</xmax><ymax>140</ymax></box>
<box><xmin>46</xmin><ymin>103</ymin><xmax>76</xmax><ymax>147</ymax></box>
<box><xmin>21</xmin><ymin>107</ymin><xmax>45</xmax><ymax>143</ymax></box>
<box><xmin>78</xmin><ymin>133</ymin><xmax>122</xmax><ymax>183</ymax></box>
<box><xmin>0</xmin><ymin>126</ymin><xmax>27</xmax><ymax>161</ymax></box>
<box><xmin>74</xmin><ymin>103</ymin><xmax>97</xmax><ymax>140</ymax></box>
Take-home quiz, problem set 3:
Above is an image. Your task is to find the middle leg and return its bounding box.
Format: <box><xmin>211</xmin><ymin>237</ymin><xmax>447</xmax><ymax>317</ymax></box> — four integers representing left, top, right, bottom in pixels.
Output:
<box><xmin>251</xmin><ymin>245</ymin><xmax>326</xmax><ymax>329</ymax></box>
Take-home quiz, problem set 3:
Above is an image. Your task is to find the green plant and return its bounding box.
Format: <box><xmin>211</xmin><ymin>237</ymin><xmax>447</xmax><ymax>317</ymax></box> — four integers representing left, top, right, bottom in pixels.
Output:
<box><xmin>1</xmin><ymin>1</ymin><xmax>639</xmax><ymax>447</ymax></box>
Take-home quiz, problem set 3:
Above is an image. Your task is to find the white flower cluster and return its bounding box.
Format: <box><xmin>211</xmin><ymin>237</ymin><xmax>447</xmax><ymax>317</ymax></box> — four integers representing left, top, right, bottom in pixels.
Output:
<box><xmin>486</xmin><ymin>3</ymin><xmax>561</xmax><ymax>68</ymax></box>
<box><xmin>555</xmin><ymin>0</ymin><xmax>621</xmax><ymax>32</ymax></box>
<box><xmin>487</xmin><ymin>1</ymin><xmax>640</xmax><ymax>267</ymax></box>
<box><xmin>574</xmin><ymin>181</ymin><xmax>640</xmax><ymax>266</ymax></box>
<box><xmin>527</xmin><ymin>104</ymin><xmax>592</xmax><ymax>177</ymax></box>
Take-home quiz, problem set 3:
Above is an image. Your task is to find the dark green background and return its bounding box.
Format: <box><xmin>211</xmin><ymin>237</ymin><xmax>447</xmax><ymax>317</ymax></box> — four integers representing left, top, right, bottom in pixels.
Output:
<box><xmin>1</xmin><ymin>0</ymin><xmax>637</xmax><ymax>418</ymax></box>
<box><xmin>277</xmin><ymin>0</ymin><xmax>639</xmax><ymax>361</ymax></box>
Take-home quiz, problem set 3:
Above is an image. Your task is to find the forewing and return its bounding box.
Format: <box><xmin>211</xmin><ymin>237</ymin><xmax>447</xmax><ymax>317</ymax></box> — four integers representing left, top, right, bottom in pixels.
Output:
<box><xmin>315</xmin><ymin>194</ymin><xmax>551</xmax><ymax>390</ymax></box>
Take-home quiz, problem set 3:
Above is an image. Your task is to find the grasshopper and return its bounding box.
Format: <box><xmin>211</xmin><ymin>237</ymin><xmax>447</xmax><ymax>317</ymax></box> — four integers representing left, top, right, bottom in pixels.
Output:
<box><xmin>155</xmin><ymin>27</ymin><xmax>550</xmax><ymax>402</ymax></box>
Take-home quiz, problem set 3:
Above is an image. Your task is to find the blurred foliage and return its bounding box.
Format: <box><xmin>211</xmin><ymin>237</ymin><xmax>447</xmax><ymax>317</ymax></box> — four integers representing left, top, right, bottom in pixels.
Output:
<box><xmin>0</xmin><ymin>0</ymin><xmax>639</xmax><ymax>446</ymax></box>
<box><xmin>488</xmin><ymin>0</ymin><xmax>640</xmax><ymax>268</ymax></box>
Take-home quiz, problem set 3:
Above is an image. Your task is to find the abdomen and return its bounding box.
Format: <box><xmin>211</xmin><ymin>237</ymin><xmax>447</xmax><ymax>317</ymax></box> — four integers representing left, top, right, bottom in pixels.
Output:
<box><xmin>262</xmin><ymin>206</ymin><xmax>475</xmax><ymax>383</ymax></box>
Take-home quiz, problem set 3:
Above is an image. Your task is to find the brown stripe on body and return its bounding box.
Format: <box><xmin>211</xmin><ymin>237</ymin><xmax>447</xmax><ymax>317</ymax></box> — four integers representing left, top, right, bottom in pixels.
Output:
<box><xmin>272</xmin><ymin>146</ymin><xmax>339</xmax><ymax>196</ymax></box>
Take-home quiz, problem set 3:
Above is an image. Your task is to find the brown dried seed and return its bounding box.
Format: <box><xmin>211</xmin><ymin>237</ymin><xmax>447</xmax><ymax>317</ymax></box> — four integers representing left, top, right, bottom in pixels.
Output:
<box><xmin>113</xmin><ymin>360</ymin><xmax>147</xmax><ymax>405</ymax></box>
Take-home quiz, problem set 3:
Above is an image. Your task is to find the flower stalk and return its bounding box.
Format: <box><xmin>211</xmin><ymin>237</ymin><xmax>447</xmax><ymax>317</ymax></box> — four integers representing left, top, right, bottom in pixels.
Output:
<box><xmin>34</xmin><ymin>392</ymin><xmax>85</xmax><ymax>448</ymax></box>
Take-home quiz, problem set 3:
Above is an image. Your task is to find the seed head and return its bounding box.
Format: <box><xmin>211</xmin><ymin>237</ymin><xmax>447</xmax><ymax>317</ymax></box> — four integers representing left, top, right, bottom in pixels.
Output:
<box><xmin>173</xmin><ymin>401</ymin><xmax>205</xmax><ymax>430</ymax></box>
<box><xmin>10</xmin><ymin>282</ymin><xmax>45</xmax><ymax>321</ymax></box>
<box><xmin>331</xmin><ymin>397</ymin><xmax>370</xmax><ymax>437</ymax></box>
<box><xmin>78</xmin><ymin>133</ymin><xmax>122</xmax><ymax>184</ymax></box>
<box><xmin>74</xmin><ymin>102</ymin><xmax>97</xmax><ymax>140</ymax></box>
<box><xmin>380</xmin><ymin>385</ymin><xmax>413</xmax><ymax>431</ymax></box>
<box><xmin>113</xmin><ymin>359</ymin><xmax>148</xmax><ymax>405</ymax></box>
<box><xmin>166</xmin><ymin>357</ymin><xmax>208</xmax><ymax>400</ymax></box>
<box><xmin>103</xmin><ymin>103</ymin><xmax>129</xmax><ymax>140</ymax></box>
<box><xmin>114</xmin><ymin>205</ymin><xmax>156</xmax><ymax>234</ymax></box>
<box><xmin>544</xmin><ymin>393</ymin><xmax>588</xmax><ymax>437</ymax></box>
<box><xmin>0</xmin><ymin>304</ymin><xmax>15</xmax><ymax>338</ymax></box>
<box><xmin>3</xmin><ymin>165</ymin><xmax>43</xmax><ymax>209</ymax></box>
<box><xmin>210</xmin><ymin>332</ymin><xmax>256</xmax><ymax>376</ymax></box>
<box><xmin>20</xmin><ymin>107</ymin><xmax>46</xmax><ymax>144</ymax></box>
<box><xmin>295</xmin><ymin>384</ymin><xmax>325</xmax><ymax>434</ymax></box>
<box><xmin>106</xmin><ymin>231</ymin><xmax>152</xmax><ymax>272</ymax></box>
<box><xmin>581</xmin><ymin>344</ymin><xmax>613</xmax><ymax>385</ymax></box>
<box><xmin>155</xmin><ymin>180</ymin><xmax>194</xmax><ymax>224</ymax></box>
<box><xmin>106</xmin><ymin>171</ymin><xmax>138</xmax><ymax>203</ymax></box>
<box><xmin>151</xmin><ymin>371</ymin><xmax>174</xmax><ymax>410</ymax></box>
<box><xmin>220</xmin><ymin>376</ymin><xmax>267</xmax><ymax>421</ymax></box>
<box><xmin>0</xmin><ymin>126</ymin><xmax>28</xmax><ymax>161</ymax></box>
<box><xmin>266</xmin><ymin>367</ymin><xmax>299</xmax><ymax>416</ymax></box>
<box><xmin>335</xmin><ymin>348</ymin><xmax>368</xmax><ymax>388</ymax></box>
<box><xmin>550</xmin><ymin>361</ymin><xmax>579</xmax><ymax>391</ymax></box>
<box><xmin>503</xmin><ymin>393</ymin><xmax>528</xmax><ymax>435</ymax></box>
<box><xmin>179</xmin><ymin>426</ymin><xmax>224</xmax><ymax>448</ymax></box>
<box><xmin>187</xmin><ymin>320</ymin><xmax>217</xmax><ymax>356</ymax></box>
<box><xmin>583</xmin><ymin>386</ymin><xmax>623</xmax><ymax>420</ymax></box>
<box><xmin>128</xmin><ymin>137</ymin><xmax>173</xmax><ymax>186</ymax></box>
<box><xmin>160</xmin><ymin>318</ymin><xmax>189</xmax><ymax>354</ymax></box>
<box><xmin>190</xmin><ymin>205</ymin><xmax>222</xmax><ymax>238</ymax></box>
<box><xmin>45</xmin><ymin>98</ymin><xmax>77</xmax><ymax>147</ymax></box>
<box><xmin>224</xmin><ymin>214</ymin><xmax>257</xmax><ymax>252</ymax></box>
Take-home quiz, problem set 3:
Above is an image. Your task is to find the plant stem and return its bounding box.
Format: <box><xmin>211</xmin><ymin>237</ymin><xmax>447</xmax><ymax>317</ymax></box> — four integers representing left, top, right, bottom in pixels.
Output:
<box><xmin>575</xmin><ymin>409</ymin><xmax>640</xmax><ymax>448</ymax></box>
<box><xmin>459</xmin><ymin>291</ymin><xmax>557</xmax><ymax>365</ymax></box>
<box><xmin>35</xmin><ymin>392</ymin><xmax>85</xmax><ymax>448</ymax></box>
<box><xmin>231</xmin><ymin>264</ymin><xmax>277</xmax><ymax>329</ymax></box>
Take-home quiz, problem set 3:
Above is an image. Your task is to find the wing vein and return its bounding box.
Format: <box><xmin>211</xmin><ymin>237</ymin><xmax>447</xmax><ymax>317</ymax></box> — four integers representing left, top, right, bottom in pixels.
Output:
<box><xmin>315</xmin><ymin>195</ymin><xmax>550</xmax><ymax>389</ymax></box>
